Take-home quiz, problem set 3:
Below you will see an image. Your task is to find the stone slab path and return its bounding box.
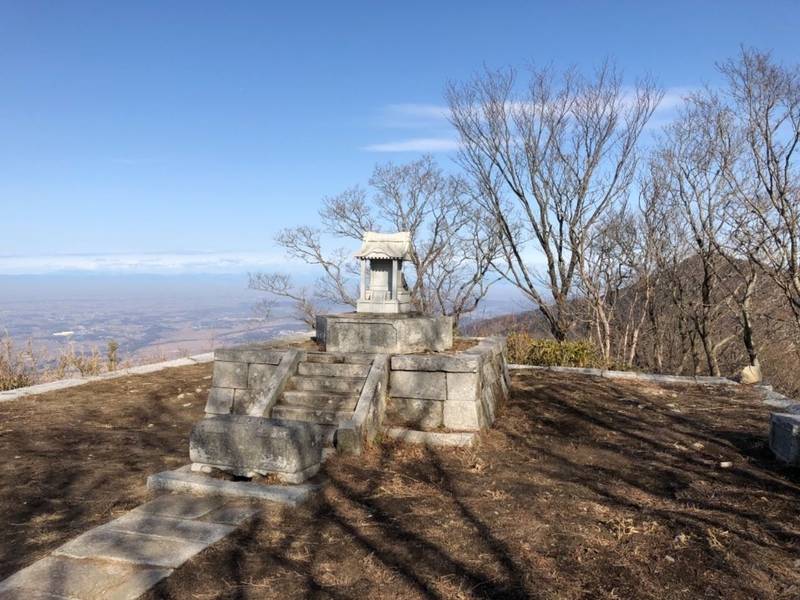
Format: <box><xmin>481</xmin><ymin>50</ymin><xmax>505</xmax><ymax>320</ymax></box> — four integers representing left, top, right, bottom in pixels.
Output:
<box><xmin>148</xmin><ymin>465</ymin><xmax>320</xmax><ymax>506</ymax></box>
<box><xmin>0</xmin><ymin>494</ymin><xmax>259</xmax><ymax>600</ymax></box>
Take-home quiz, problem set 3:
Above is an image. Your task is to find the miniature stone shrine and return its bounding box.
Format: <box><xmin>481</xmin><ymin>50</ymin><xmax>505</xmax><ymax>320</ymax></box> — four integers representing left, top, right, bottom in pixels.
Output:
<box><xmin>316</xmin><ymin>231</ymin><xmax>453</xmax><ymax>354</ymax></box>
<box><xmin>355</xmin><ymin>231</ymin><xmax>414</xmax><ymax>314</ymax></box>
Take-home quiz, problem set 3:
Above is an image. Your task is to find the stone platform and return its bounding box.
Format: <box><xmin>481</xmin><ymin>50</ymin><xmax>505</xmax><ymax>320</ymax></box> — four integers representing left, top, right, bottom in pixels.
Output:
<box><xmin>316</xmin><ymin>312</ymin><xmax>453</xmax><ymax>354</ymax></box>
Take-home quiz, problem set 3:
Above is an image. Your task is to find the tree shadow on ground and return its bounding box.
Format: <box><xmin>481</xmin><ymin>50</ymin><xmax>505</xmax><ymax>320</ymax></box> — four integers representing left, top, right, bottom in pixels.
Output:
<box><xmin>0</xmin><ymin>363</ymin><xmax>211</xmax><ymax>597</ymax></box>
<box><xmin>148</xmin><ymin>371</ymin><xmax>800</xmax><ymax>599</ymax></box>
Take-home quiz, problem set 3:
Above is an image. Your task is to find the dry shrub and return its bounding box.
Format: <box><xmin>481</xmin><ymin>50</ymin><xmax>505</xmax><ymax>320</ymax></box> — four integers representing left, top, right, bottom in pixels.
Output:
<box><xmin>56</xmin><ymin>345</ymin><xmax>104</xmax><ymax>377</ymax></box>
<box><xmin>0</xmin><ymin>336</ymin><xmax>41</xmax><ymax>391</ymax></box>
<box><xmin>507</xmin><ymin>332</ymin><xmax>602</xmax><ymax>368</ymax></box>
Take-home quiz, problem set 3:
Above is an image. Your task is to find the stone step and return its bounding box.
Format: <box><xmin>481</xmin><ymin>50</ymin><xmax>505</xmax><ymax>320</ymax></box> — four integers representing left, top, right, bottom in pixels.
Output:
<box><xmin>297</xmin><ymin>361</ymin><xmax>371</xmax><ymax>378</ymax></box>
<box><xmin>280</xmin><ymin>390</ymin><xmax>360</xmax><ymax>411</ymax></box>
<box><xmin>304</xmin><ymin>352</ymin><xmax>374</xmax><ymax>365</ymax></box>
<box><xmin>271</xmin><ymin>405</ymin><xmax>353</xmax><ymax>426</ymax></box>
<box><xmin>288</xmin><ymin>376</ymin><xmax>365</xmax><ymax>394</ymax></box>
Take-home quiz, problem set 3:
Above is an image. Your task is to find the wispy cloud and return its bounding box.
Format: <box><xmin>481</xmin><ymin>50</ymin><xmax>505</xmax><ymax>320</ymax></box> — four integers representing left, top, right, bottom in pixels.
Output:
<box><xmin>362</xmin><ymin>137</ymin><xmax>460</xmax><ymax>153</ymax></box>
<box><xmin>384</xmin><ymin>103</ymin><xmax>450</xmax><ymax>121</ymax></box>
<box><xmin>363</xmin><ymin>86</ymin><xmax>695</xmax><ymax>154</ymax></box>
<box><xmin>0</xmin><ymin>251</ymin><xmax>291</xmax><ymax>275</ymax></box>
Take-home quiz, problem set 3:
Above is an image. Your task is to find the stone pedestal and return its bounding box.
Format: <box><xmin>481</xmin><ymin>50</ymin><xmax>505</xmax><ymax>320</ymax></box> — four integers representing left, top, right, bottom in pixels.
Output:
<box><xmin>316</xmin><ymin>312</ymin><xmax>453</xmax><ymax>354</ymax></box>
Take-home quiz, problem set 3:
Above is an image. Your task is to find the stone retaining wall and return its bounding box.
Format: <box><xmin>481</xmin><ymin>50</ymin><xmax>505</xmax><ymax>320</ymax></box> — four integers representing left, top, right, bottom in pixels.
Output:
<box><xmin>204</xmin><ymin>347</ymin><xmax>288</xmax><ymax>416</ymax></box>
<box><xmin>385</xmin><ymin>337</ymin><xmax>509</xmax><ymax>432</ymax></box>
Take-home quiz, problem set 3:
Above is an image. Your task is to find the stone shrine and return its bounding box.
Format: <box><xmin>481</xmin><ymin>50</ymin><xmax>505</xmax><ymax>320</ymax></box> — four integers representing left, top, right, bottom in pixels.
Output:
<box><xmin>179</xmin><ymin>230</ymin><xmax>509</xmax><ymax>489</ymax></box>
<box><xmin>316</xmin><ymin>231</ymin><xmax>453</xmax><ymax>354</ymax></box>
<box><xmin>355</xmin><ymin>231</ymin><xmax>414</xmax><ymax>314</ymax></box>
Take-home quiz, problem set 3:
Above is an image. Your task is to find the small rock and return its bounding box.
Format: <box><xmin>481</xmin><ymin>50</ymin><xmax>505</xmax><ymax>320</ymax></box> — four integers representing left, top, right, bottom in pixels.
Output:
<box><xmin>177</xmin><ymin>393</ymin><xmax>186</xmax><ymax>400</ymax></box>
<box><xmin>147</xmin><ymin>423</ymin><xmax>154</xmax><ymax>428</ymax></box>
<box><xmin>195</xmin><ymin>387</ymin><xmax>203</xmax><ymax>393</ymax></box>
<box><xmin>739</xmin><ymin>364</ymin><xmax>762</xmax><ymax>385</ymax></box>
<box><xmin>665</xmin><ymin>555</ymin><xmax>675</xmax><ymax>563</ymax></box>
<box><xmin>692</xmin><ymin>442</ymin><xmax>704</xmax><ymax>450</ymax></box>
<box><xmin>182</xmin><ymin>402</ymin><xmax>192</xmax><ymax>407</ymax></box>
<box><xmin>719</xmin><ymin>461</ymin><xmax>733</xmax><ymax>468</ymax></box>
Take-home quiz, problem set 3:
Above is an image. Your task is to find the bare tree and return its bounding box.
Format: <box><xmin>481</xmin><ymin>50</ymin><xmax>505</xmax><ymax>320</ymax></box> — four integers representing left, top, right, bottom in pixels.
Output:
<box><xmin>720</xmin><ymin>48</ymin><xmax>800</xmax><ymax>342</ymax></box>
<box><xmin>250</xmin><ymin>156</ymin><xmax>500</xmax><ymax>327</ymax></box>
<box><xmin>447</xmin><ymin>62</ymin><xmax>661</xmax><ymax>340</ymax></box>
<box><xmin>578</xmin><ymin>206</ymin><xmax>634</xmax><ymax>366</ymax></box>
<box><xmin>651</xmin><ymin>91</ymin><xmax>738</xmax><ymax>376</ymax></box>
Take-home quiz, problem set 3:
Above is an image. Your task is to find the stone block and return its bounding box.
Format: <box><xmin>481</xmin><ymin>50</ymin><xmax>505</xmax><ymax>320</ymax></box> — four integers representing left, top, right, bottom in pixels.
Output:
<box><xmin>212</xmin><ymin>361</ymin><xmax>248</xmax><ymax>388</ymax></box>
<box><xmin>247</xmin><ymin>363</ymin><xmax>276</xmax><ymax>390</ymax></box>
<box><xmin>54</xmin><ymin>528</ymin><xmax>209</xmax><ymax>568</ymax></box>
<box><xmin>390</xmin><ymin>370</ymin><xmax>446</xmax><ymax>400</ymax></box>
<box><xmin>0</xmin><ymin>555</ymin><xmax>171</xmax><ymax>600</ymax></box>
<box><xmin>446</xmin><ymin>372</ymin><xmax>479</xmax><ymax>401</ymax></box>
<box><xmin>385</xmin><ymin>427</ymin><xmax>476</xmax><ymax>447</ymax></box>
<box><xmin>386</xmin><ymin>397</ymin><xmax>443</xmax><ymax>429</ymax></box>
<box><xmin>130</xmin><ymin>494</ymin><xmax>224</xmax><ymax>519</ymax></box>
<box><xmin>189</xmin><ymin>415</ymin><xmax>323</xmax><ymax>481</ymax></box>
<box><xmin>147</xmin><ymin>466</ymin><xmax>319</xmax><ymax>506</ymax></box>
<box><xmin>443</xmin><ymin>400</ymin><xmax>481</xmax><ymax>430</ymax></box>
<box><xmin>214</xmin><ymin>347</ymin><xmax>284</xmax><ymax>364</ymax></box>
<box><xmin>391</xmin><ymin>354</ymin><xmax>479</xmax><ymax>373</ymax></box>
<box><xmin>319</xmin><ymin>312</ymin><xmax>453</xmax><ymax>353</ymax></box>
<box><xmin>770</xmin><ymin>413</ymin><xmax>800</xmax><ymax>465</ymax></box>
<box><xmin>205</xmin><ymin>387</ymin><xmax>234</xmax><ymax>415</ymax></box>
<box><xmin>233</xmin><ymin>389</ymin><xmax>259</xmax><ymax>414</ymax></box>
<box><xmin>103</xmin><ymin>513</ymin><xmax>234</xmax><ymax>545</ymax></box>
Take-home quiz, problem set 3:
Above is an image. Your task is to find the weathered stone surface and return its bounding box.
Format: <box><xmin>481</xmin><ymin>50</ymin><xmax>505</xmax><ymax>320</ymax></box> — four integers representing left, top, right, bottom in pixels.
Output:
<box><xmin>390</xmin><ymin>370</ymin><xmax>446</xmax><ymax>400</ymax></box>
<box><xmin>770</xmin><ymin>413</ymin><xmax>800</xmax><ymax>465</ymax></box>
<box><xmin>205</xmin><ymin>387</ymin><xmax>234</xmax><ymax>415</ymax></box>
<box><xmin>443</xmin><ymin>400</ymin><xmax>481</xmax><ymax>430</ymax></box>
<box><xmin>391</xmin><ymin>354</ymin><xmax>479</xmax><ymax>373</ymax></box>
<box><xmin>130</xmin><ymin>494</ymin><xmax>224</xmax><ymax>519</ymax></box>
<box><xmin>291</xmin><ymin>376</ymin><xmax>365</xmax><ymax>394</ymax></box>
<box><xmin>319</xmin><ymin>312</ymin><xmax>453</xmax><ymax>353</ymax></box>
<box><xmin>386</xmin><ymin>397</ymin><xmax>443</xmax><ymax>429</ymax></box>
<box><xmin>336</xmin><ymin>354</ymin><xmax>389</xmax><ymax>454</ymax></box>
<box><xmin>147</xmin><ymin>466</ymin><xmax>319</xmax><ymax>506</ymax></box>
<box><xmin>446</xmin><ymin>372</ymin><xmax>479</xmax><ymax>401</ymax></box>
<box><xmin>214</xmin><ymin>347</ymin><xmax>284</xmax><ymax>364</ymax></box>
<box><xmin>246</xmin><ymin>349</ymin><xmax>303</xmax><ymax>417</ymax></box>
<box><xmin>233</xmin><ymin>389</ymin><xmax>260</xmax><ymax>414</ymax></box>
<box><xmin>212</xmin><ymin>361</ymin><xmax>248</xmax><ymax>389</ymax></box>
<box><xmin>247</xmin><ymin>363</ymin><xmax>277</xmax><ymax>389</ymax></box>
<box><xmin>54</xmin><ymin>528</ymin><xmax>208</xmax><ymax>568</ymax></box>
<box><xmin>385</xmin><ymin>427</ymin><xmax>476</xmax><ymax>447</ymax></box>
<box><xmin>102</xmin><ymin>513</ymin><xmax>234</xmax><ymax>545</ymax></box>
<box><xmin>0</xmin><ymin>555</ymin><xmax>171</xmax><ymax>600</ymax></box>
<box><xmin>298</xmin><ymin>361</ymin><xmax>370</xmax><ymax>378</ymax></box>
<box><xmin>189</xmin><ymin>415</ymin><xmax>322</xmax><ymax>479</ymax></box>
<box><xmin>201</xmin><ymin>504</ymin><xmax>260</xmax><ymax>525</ymax></box>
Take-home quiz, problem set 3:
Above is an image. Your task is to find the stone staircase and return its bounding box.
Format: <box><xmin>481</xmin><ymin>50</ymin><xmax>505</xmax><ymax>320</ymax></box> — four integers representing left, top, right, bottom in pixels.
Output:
<box><xmin>270</xmin><ymin>352</ymin><xmax>373</xmax><ymax>443</ymax></box>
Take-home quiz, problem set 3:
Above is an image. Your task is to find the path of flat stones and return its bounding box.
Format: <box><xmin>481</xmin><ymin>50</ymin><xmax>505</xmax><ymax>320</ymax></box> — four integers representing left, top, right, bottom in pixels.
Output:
<box><xmin>0</xmin><ymin>493</ymin><xmax>259</xmax><ymax>600</ymax></box>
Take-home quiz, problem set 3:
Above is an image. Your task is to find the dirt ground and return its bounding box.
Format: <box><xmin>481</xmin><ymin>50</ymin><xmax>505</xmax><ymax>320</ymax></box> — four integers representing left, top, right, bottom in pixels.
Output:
<box><xmin>2</xmin><ymin>367</ymin><xmax>800</xmax><ymax>598</ymax></box>
<box><xmin>0</xmin><ymin>363</ymin><xmax>210</xmax><ymax>579</ymax></box>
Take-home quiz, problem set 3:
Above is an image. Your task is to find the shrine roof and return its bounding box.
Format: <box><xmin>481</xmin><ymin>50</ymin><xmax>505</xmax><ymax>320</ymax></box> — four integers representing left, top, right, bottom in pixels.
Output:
<box><xmin>354</xmin><ymin>231</ymin><xmax>413</xmax><ymax>260</ymax></box>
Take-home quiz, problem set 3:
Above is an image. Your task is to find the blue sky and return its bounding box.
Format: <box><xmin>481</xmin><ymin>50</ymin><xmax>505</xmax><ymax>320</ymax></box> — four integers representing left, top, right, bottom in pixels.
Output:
<box><xmin>1</xmin><ymin>1</ymin><xmax>798</xmax><ymax>274</ymax></box>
